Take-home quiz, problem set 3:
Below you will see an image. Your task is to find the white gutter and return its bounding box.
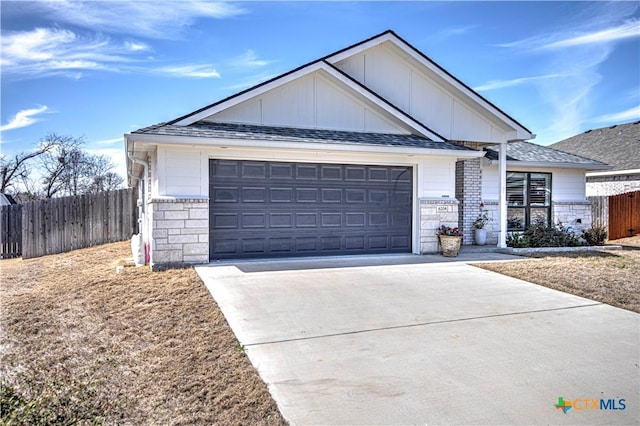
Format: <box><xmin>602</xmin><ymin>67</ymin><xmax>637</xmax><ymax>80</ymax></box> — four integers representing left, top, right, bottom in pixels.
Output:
<box><xmin>487</xmin><ymin>160</ymin><xmax>611</xmax><ymax>170</ymax></box>
<box><xmin>587</xmin><ymin>168</ymin><xmax>639</xmax><ymax>177</ymax></box>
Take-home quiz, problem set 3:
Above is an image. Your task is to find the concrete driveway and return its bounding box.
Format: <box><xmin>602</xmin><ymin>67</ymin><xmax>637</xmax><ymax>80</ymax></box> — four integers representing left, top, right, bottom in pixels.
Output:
<box><xmin>196</xmin><ymin>253</ymin><xmax>639</xmax><ymax>425</ymax></box>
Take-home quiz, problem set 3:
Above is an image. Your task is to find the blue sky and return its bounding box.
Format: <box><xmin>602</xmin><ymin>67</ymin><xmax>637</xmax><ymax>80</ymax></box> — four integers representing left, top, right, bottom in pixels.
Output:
<box><xmin>1</xmin><ymin>1</ymin><xmax>639</xmax><ymax>179</ymax></box>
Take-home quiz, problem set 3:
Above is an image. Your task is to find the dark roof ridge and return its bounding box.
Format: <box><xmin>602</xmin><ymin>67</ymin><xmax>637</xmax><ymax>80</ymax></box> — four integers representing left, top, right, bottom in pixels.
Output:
<box><xmin>579</xmin><ymin>119</ymin><xmax>640</xmax><ymax>135</ymax></box>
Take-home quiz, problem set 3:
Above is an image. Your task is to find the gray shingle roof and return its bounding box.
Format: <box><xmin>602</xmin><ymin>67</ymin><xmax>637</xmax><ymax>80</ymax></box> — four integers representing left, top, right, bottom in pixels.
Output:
<box><xmin>484</xmin><ymin>141</ymin><xmax>609</xmax><ymax>167</ymax></box>
<box><xmin>548</xmin><ymin>121</ymin><xmax>640</xmax><ymax>171</ymax></box>
<box><xmin>132</xmin><ymin>121</ymin><xmax>476</xmax><ymax>151</ymax></box>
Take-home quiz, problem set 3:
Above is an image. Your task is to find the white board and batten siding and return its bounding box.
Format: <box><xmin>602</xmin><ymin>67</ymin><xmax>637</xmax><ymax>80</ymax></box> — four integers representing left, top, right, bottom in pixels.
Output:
<box><xmin>153</xmin><ymin>146</ymin><xmax>457</xmax><ymax>200</ymax></box>
<box><xmin>155</xmin><ymin>149</ymin><xmax>207</xmax><ymax>197</ymax></box>
<box><xmin>205</xmin><ymin>71</ymin><xmax>405</xmax><ymax>135</ymax></box>
<box><xmin>482</xmin><ymin>165</ymin><xmax>588</xmax><ymax>202</ymax></box>
<box><xmin>334</xmin><ymin>42</ymin><xmax>514</xmax><ymax>143</ymax></box>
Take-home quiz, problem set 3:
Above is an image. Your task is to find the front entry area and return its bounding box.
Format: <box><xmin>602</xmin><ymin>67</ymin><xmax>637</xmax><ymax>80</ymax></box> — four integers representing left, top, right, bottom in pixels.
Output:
<box><xmin>209</xmin><ymin>159</ymin><xmax>413</xmax><ymax>260</ymax></box>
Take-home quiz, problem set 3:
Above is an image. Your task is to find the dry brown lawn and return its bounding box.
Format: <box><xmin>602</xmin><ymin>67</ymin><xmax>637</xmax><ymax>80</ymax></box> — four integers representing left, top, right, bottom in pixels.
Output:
<box><xmin>474</xmin><ymin>235</ymin><xmax>640</xmax><ymax>314</ymax></box>
<box><xmin>0</xmin><ymin>241</ymin><xmax>286</xmax><ymax>425</ymax></box>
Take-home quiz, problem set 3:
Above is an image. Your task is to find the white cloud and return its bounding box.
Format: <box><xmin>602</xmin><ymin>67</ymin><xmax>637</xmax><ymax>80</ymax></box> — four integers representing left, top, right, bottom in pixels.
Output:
<box><xmin>223</xmin><ymin>72</ymin><xmax>281</xmax><ymax>92</ymax></box>
<box><xmin>1</xmin><ymin>28</ymin><xmax>129</xmax><ymax>78</ymax></box>
<box><xmin>496</xmin><ymin>3</ymin><xmax>639</xmax><ymax>144</ymax></box>
<box><xmin>229</xmin><ymin>50</ymin><xmax>272</xmax><ymax>69</ymax></box>
<box><xmin>1</xmin><ymin>27</ymin><xmax>221</xmax><ymax>80</ymax></box>
<box><xmin>125</xmin><ymin>41</ymin><xmax>150</xmax><ymax>52</ymax></box>
<box><xmin>594</xmin><ymin>106</ymin><xmax>640</xmax><ymax>123</ymax></box>
<box><xmin>154</xmin><ymin>65</ymin><xmax>221</xmax><ymax>79</ymax></box>
<box><xmin>474</xmin><ymin>73</ymin><xmax>566</xmax><ymax>92</ymax></box>
<box><xmin>543</xmin><ymin>19</ymin><xmax>640</xmax><ymax>49</ymax></box>
<box><xmin>0</xmin><ymin>105</ymin><xmax>50</xmax><ymax>132</ymax></box>
<box><xmin>14</xmin><ymin>1</ymin><xmax>245</xmax><ymax>40</ymax></box>
<box><xmin>94</xmin><ymin>136</ymin><xmax>125</xmax><ymax>145</ymax></box>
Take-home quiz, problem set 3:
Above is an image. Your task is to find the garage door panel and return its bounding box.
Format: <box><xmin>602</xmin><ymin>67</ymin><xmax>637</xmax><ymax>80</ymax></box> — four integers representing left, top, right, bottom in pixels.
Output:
<box><xmin>242</xmin><ymin>187</ymin><xmax>267</xmax><ymax>202</ymax></box>
<box><xmin>346</xmin><ymin>212</ymin><xmax>366</xmax><ymax>227</ymax></box>
<box><xmin>296</xmin><ymin>213</ymin><xmax>317</xmax><ymax>227</ymax></box>
<box><xmin>345</xmin><ymin>166</ymin><xmax>366</xmax><ymax>181</ymax></box>
<box><xmin>391</xmin><ymin>235</ymin><xmax>411</xmax><ymax>249</ymax></box>
<box><xmin>242</xmin><ymin>162</ymin><xmax>267</xmax><ymax>178</ymax></box>
<box><xmin>212</xmin><ymin>213</ymin><xmax>238</xmax><ymax>229</ymax></box>
<box><xmin>296</xmin><ymin>188</ymin><xmax>318</xmax><ymax>202</ymax></box>
<box><xmin>321</xmin><ymin>165</ymin><xmax>343</xmax><ymax>180</ymax></box>
<box><xmin>213</xmin><ymin>161</ymin><xmax>240</xmax><ymax>178</ymax></box>
<box><xmin>210</xmin><ymin>159</ymin><xmax>412</xmax><ymax>259</ymax></box>
<box><xmin>321</xmin><ymin>212</ymin><xmax>342</xmax><ymax>227</ymax></box>
<box><xmin>321</xmin><ymin>189</ymin><xmax>342</xmax><ymax>203</ymax></box>
<box><xmin>270</xmin><ymin>163</ymin><xmax>294</xmax><ymax>179</ymax></box>
<box><xmin>241</xmin><ymin>213</ymin><xmax>266</xmax><ymax>228</ymax></box>
<box><xmin>213</xmin><ymin>187</ymin><xmax>239</xmax><ymax>202</ymax></box>
<box><xmin>296</xmin><ymin>164</ymin><xmax>319</xmax><ymax>179</ymax></box>
<box><xmin>270</xmin><ymin>188</ymin><xmax>293</xmax><ymax>202</ymax></box>
<box><xmin>270</xmin><ymin>213</ymin><xmax>294</xmax><ymax>228</ymax></box>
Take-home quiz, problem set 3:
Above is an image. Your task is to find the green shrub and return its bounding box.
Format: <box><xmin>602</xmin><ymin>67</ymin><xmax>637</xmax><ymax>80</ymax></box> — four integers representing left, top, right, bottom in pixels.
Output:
<box><xmin>582</xmin><ymin>225</ymin><xmax>607</xmax><ymax>246</ymax></box>
<box><xmin>506</xmin><ymin>232</ymin><xmax>529</xmax><ymax>248</ymax></box>
<box><xmin>523</xmin><ymin>222</ymin><xmax>582</xmax><ymax>247</ymax></box>
<box><xmin>506</xmin><ymin>223</ymin><xmax>585</xmax><ymax>248</ymax></box>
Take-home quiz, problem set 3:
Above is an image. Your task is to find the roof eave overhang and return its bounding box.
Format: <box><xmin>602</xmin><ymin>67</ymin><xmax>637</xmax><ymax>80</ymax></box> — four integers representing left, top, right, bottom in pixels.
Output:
<box><xmin>487</xmin><ymin>160</ymin><xmax>612</xmax><ymax>170</ymax></box>
<box><xmin>126</xmin><ymin>132</ymin><xmax>483</xmax><ymax>159</ymax></box>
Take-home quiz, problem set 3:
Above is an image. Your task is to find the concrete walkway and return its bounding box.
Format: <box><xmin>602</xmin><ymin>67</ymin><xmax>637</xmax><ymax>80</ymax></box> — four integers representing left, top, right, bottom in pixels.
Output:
<box><xmin>196</xmin><ymin>254</ymin><xmax>639</xmax><ymax>425</ymax></box>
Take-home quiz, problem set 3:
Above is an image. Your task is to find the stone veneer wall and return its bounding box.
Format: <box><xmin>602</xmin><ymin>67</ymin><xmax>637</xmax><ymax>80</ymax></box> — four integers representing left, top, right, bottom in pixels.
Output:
<box><xmin>419</xmin><ymin>198</ymin><xmax>459</xmax><ymax>253</ymax></box>
<box><xmin>482</xmin><ymin>201</ymin><xmax>500</xmax><ymax>245</ymax></box>
<box><xmin>149</xmin><ymin>198</ymin><xmax>209</xmax><ymax>270</ymax></box>
<box><xmin>455</xmin><ymin>158</ymin><xmax>481</xmax><ymax>245</ymax></box>
<box><xmin>552</xmin><ymin>201</ymin><xmax>591</xmax><ymax>233</ymax></box>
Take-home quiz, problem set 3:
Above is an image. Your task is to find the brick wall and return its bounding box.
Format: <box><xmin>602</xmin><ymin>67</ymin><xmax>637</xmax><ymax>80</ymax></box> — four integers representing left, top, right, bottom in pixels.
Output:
<box><xmin>455</xmin><ymin>159</ymin><xmax>482</xmax><ymax>244</ymax></box>
<box><xmin>149</xmin><ymin>198</ymin><xmax>208</xmax><ymax>270</ymax></box>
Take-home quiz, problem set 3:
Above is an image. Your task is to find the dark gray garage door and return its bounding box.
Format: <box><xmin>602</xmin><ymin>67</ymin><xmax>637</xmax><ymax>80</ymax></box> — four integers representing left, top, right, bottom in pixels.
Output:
<box><xmin>209</xmin><ymin>159</ymin><xmax>412</xmax><ymax>260</ymax></box>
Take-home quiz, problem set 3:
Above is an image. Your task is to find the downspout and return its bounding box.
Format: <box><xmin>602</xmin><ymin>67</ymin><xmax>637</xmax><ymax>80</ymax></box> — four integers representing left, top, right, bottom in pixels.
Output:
<box><xmin>127</xmin><ymin>148</ymin><xmax>149</xmax><ymax>236</ymax></box>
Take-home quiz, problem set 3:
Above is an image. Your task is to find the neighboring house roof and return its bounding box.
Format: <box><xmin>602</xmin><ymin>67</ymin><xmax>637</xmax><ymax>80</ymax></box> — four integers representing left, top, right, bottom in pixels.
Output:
<box><xmin>484</xmin><ymin>141</ymin><xmax>610</xmax><ymax>170</ymax></box>
<box><xmin>549</xmin><ymin>121</ymin><xmax>640</xmax><ymax>172</ymax></box>
<box><xmin>0</xmin><ymin>193</ymin><xmax>17</xmax><ymax>205</ymax></box>
<box><xmin>132</xmin><ymin>121</ymin><xmax>476</xmax><ymax>151</ymax></box>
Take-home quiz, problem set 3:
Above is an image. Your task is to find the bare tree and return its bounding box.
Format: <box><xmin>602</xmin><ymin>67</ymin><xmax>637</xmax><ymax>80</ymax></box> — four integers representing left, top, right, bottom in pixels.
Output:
<box><xmin>37</xmin><ymin>134</ymin><xmax>124</xmax><ymax>197</ymax></box>
<box><xmin>0</xmin><ymin>139</ymin><xmax>55</xmax><ymax>193</ymax></box>
<box><xmin>38</xmin><ymin>134</ymin><xmax>85</xmax><ymax>198</ymax></box>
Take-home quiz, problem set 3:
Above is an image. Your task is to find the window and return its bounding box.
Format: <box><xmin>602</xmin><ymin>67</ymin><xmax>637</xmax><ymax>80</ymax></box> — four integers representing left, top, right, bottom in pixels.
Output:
<box><xmin>506</xmin><ymin>172</ymin><xmax>551</xmax><ymax>231</ymax></box>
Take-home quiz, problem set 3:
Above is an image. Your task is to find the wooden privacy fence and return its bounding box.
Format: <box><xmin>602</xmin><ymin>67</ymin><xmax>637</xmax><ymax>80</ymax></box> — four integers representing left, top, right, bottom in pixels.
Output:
<box><xmin>1</xmin><ymin>204</ymin><xmax>23</xmax><ymax>258</ymax></box>
<box><xmin>0</xmin><ymin>188</ymin><xmax>137</xmax><ymax>259</ymax></box>
<box><xmin>608</xmin><ymin>190</ymin><xmax>640</xmax><ymax>240</ymax></box>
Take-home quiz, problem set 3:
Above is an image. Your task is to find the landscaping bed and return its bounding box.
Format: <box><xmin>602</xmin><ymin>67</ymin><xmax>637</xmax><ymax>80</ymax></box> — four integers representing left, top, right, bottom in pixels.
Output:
<box><xmin>474</xmin><ymin>235</ymin><xmax>640</xmax><ymax>314</ymax></box>
<box><xmin>0</xmin><ymin>242</ymin><xmax>286</xmax><ymax>425</ymax></box>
